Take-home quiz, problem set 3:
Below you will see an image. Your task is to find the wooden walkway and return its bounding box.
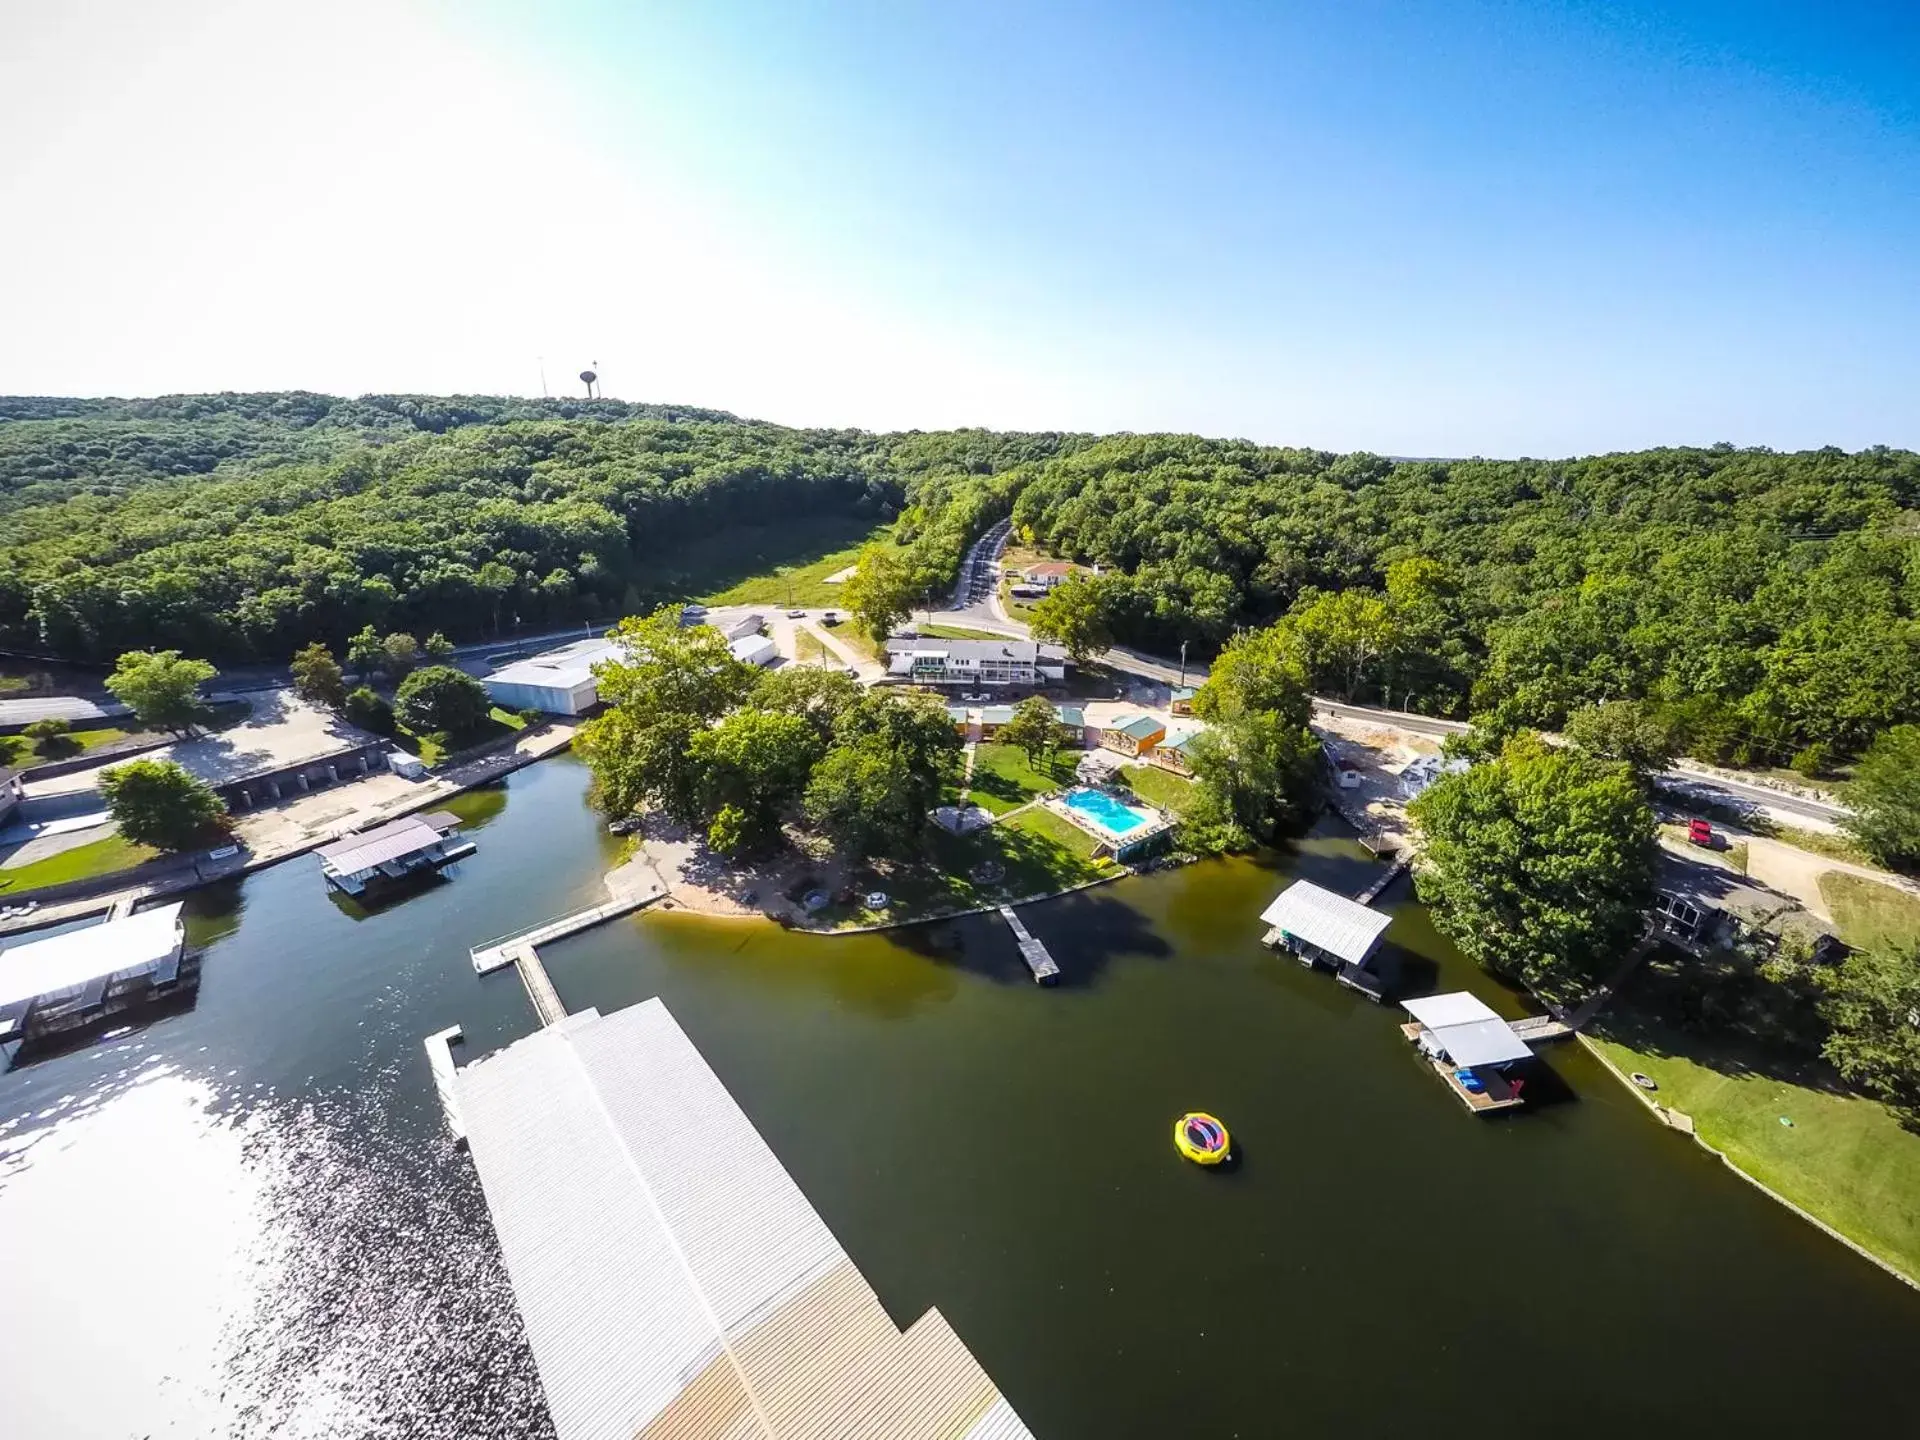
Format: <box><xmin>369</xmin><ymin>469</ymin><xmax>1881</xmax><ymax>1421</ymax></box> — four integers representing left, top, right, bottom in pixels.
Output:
<box><xmin>997</xmin><ymin>905</ymin><xmax>1060</xmax><ymax>984</ymax></box>
<box><xmin>1353</xmin><ymin>857</ymin><xmax>1409</xmax><ymax>906</ymax></box>
<box><xmin>510</xmin><ymin>944</ymin><xmax>568</xmax><ymax>1028</ymax></box>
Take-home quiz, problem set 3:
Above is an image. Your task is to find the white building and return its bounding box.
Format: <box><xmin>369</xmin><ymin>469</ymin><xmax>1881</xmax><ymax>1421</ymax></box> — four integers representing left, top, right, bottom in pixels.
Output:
<box><xmin>483</xmin><ymin>637</ymin><xmax>621</xmax><ymax>716</ymax></box>
<box><xmin>455</xmin><ymin>999</ymin><xmax>1034</xmax><ymax>1440</ymax></box>
<box><xmin>0</xmin><ymin>903</ymin><xmax>190</xmax><ymax>1054</ymax></box>
<box><xmin>883</xmin><ymin>638</ymin><xmax>1067</xmax><ymax>688</ymax></box>
<box><xmin>722</xmin><ymin>613</ymin><xmax>766</xmax><ymax>640</ymax></box>
<box><xmin>729</xmin><ymin>633</ymin><xmax>779</xmax><ymax>667</ymax></box>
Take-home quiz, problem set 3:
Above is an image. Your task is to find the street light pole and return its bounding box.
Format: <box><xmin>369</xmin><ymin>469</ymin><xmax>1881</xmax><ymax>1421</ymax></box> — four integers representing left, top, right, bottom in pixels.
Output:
<box><xmin>1178</xmin><ymin>639</ymin><xmax>1188</xmax><ymax>688</ymax></box>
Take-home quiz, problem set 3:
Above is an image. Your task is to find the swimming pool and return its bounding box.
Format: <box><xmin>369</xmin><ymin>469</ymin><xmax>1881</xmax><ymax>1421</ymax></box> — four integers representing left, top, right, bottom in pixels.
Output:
<box><xmin>1061</xmin><ymin>785</ymin><xmax>1156</xmax><ymax>840</ymax></box>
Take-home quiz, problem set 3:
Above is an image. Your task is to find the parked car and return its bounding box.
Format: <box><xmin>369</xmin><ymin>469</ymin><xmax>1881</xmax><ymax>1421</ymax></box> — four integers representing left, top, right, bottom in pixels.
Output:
<box><xmin>1687</xmin><ymin>818</ymin><xmax>1719</xmax><ymax>849</ymax></box>
<box><xmin>821</xmin><ymin>611</ymin><xmax>840</xmax><ymax>626</ymax></box>
<box><xmin>786</xmin><ymin>608</ymin><xmax>806</xmax><ymax>618</ymax></box>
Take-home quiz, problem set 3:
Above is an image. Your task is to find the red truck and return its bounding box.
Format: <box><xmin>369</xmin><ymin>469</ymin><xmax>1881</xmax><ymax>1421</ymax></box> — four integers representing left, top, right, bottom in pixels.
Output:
<box><xmin>1687</xmin><ymin>818</ymin><xmax>1716</xmax><ymax>848</ymax></box>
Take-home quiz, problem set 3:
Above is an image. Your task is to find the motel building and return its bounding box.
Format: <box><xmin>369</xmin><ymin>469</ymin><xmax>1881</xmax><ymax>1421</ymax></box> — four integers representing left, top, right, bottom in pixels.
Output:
<box><xmin>884</xmin><ymin>637</ymin><xmax>1068</xmax><ymax>689</ymax></box>
<box><xmin>1150</xmin><ymin>732</ymin><xmax>1200</xmax><ymax>776</ymax></box>
<box><xmin>1098</xmin><ymin>714</ymin><xmax>1165</xmax><ymax>758</ymax></box>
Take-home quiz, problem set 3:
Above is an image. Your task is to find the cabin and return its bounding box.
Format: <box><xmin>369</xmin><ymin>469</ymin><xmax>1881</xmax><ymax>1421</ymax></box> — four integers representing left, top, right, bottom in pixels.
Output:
<box><xmin>1022</xmin><ymin>560</ymin><xmax>1077</xmax><ymax>589</ymax></box>
<box><xmin>1055</xmin><ymin>705</ymin><xmax>1088</xmax><ymax>747</ymax></box>
<box><xmin>485</xmin><ymin>637</ymin><xmax>620</xmax><ymax>716</ymax></box>
<box><xmin>0</xmin><ymin>903</ymin><xmax>195</xmax><ymax>1061</ymax></box>
<box><xmin>1170</xmin><ymin>685</ymin><xmax>1197</xmax><ymax>716</ymax></box>
<box><xmin>1099</xmin><ymin>714</ymin><xmax>1165</xmax><ymax>757</ymax></box>
<box><xmin>945</xmin><ymin>704</ymin><xmax>972</xmax><ymax>735</ymax></box>
<box><xmin>979</xmin><ymin>705</ymin><xmax>1015</xmax><ymax>738</ymax></box>
<box><xmin>728</xmin><ymin>633</ymin><xmax>779</xmax><ymax>667</ymax></box>
<box><xmin>1151</xmin><ymin>732</ymin><xmax>1200</xmax><ymax>776</ymax></box>
<box><xmin>1258</xmin><ymin>879</ymin><xmax>1396</xmax><ymax>999</ymax></box>
<box><xmin>316</xmin><ymin>812</ymin><xmax>474</xmax><ymax>896</ymax></box>
<box><xmin>1400</xmin><ymin>992</ymin><xmax>1534</xmax><ymax>1113</ymax></box>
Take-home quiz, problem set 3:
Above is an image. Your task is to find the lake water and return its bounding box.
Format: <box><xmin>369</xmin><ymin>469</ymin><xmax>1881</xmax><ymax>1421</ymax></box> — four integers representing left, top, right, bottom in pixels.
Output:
<box><xmin>2</xmin><ymin>754</ymin><xmax>1916</xmax><ymax>1438</ymax></box>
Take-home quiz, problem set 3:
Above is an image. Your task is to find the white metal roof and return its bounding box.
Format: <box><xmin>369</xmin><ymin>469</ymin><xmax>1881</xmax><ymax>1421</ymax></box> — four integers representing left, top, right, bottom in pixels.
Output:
<box><xmin>1402</xmin><ymin>992</ymin><xmax>1533</xmax><ymax>1068</ymax></box>
<box><xmin>730</xmin><ymin>634</ymin><xmax>779</xmax><ymax>665</ymax></box>
<box><xmin>313</xmin><ymin>815</ymin><xmax>443</xmax><ymax>874</ymax></box>
<box><xmin>487</xmin><ymin>638</ymin><xmax>621</xmax><ymax>691</ymax></box>
<box><xmin>1257</xmin><ymin>880</ymin><xmax>1393</xmax><ymax>965</ymax></box>
<box><xmin>1402</xmin><ymin>992</ymin><xmax>1502</xmax><ymax>1030</ymax></box>
<box><xmin>0</xmin><ymin>903</ymin><xmax>185</xmax><ymax>1009</ymax></box>
<box><xmin>456</xmin><ymin>999</ymin><xmax>1033</xmax><ymax>1440</ymax></box>
<box><xmin>0</xmin><ymin>695</ymin><xmax>125</xmax><ymax>726</ymax></box>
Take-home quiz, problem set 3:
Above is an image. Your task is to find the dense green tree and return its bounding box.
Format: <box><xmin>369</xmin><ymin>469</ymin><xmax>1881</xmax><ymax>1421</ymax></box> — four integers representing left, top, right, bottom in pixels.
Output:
<box><xmin>1845</xmin><ymin>725</ymin><xmax>1920</xmax><ymax>871</ymax></box>
<box><xmin>1028</xmin><ymin>574</ymin><xmax>1113</xmax><ymax>664</ymax></box>
<box><xmin>1410</xmin><ymin>733</ymin><xmax>1657</xmax><ymax>993</ymax></box>
<box><xmin>749</xmin><ymin>666</ymin><xmax>864</xmax><ymax>740</ymax></box>
<box><xmin>841</xmin><ymin>543</ymin><xmax>923</xmax><ymax>643</ymax></box>
<box><xmin>1185</xmin><ymin>712</ymin><xmax>1321</xmax><ymax>843</ymax></box>
<box><xmin>290</xmin><ymin>642</ymin><xmax>347</xmax><ymax>710</ymax></box>
<box><xmin>383</xmin><ymin>632</ymin><xmax>421</xmax><ymax>680</ymax></box>
<box><xmin>1817</xmin><ymin>943</ymin><xmax>1920</xmax><ymax>1125</ymax></box>
<box><xmin>104</xmin><ymin>649</ymin><xmax>217</xmax><ymax>732</ymax></box>
<box><xmin>1286</xmin><ymin>587</ymin><xmax>1396</xmax><ymax>701</ymax></box>
<box><xmin>1563</xmin><ymin>699</ymin><xmax>1678</xmax><ymax>775</ymax></box>
<box><xmin>344</xmin><ymin>684</ymin><xmax>394</xmax><ymax>735</ymax></box>
<box><xmin>100</xmin><ymin>758</ymin><xmax>227</xmax><ymax>851</ymax></box>
<box><xmin>424</xmin><ymin>631</ymin><xmax>456</xmax><ymax>662</ymax></box>
<box><xmin>804</xmin><ymin>692</ymin><xmax>961</xmax><ymax>855</ymax></box>
<box><xmin>688</xmin><ymin>708</ymin><xmax>824</xmax><ymax>855</ymax></box>
<box><xmin>347</xmin><ymin>624</ymin><xmax>385</xmax><ymax>680</ymax></box>
<box><xmin>393</xmin><ymin>665</ymin><xmax>490</xmax><ymax>737</ymax></box>
<box><xmin>997</xmin><ymin>695</ymin><xmax>1069</xmax><ymax>768</ymax></box>
<box><xmin>1191</xmin><ymin>623</ymin><xmax>1312</xmax><ymax>728</ymax></box>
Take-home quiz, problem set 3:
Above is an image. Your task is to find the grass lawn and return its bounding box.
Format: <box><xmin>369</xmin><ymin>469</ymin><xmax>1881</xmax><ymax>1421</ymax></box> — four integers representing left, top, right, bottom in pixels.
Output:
<box><xmin>0</xmin><ymin>833</ymin><xmax>160</xmax><ymax>895</ymax></box>
<box><xmin>1121</xmin><ymin>763</ymin><xmax>1195</xmax><ymax>816</ymax></box>
<box><xmin>1772</xmin><ymin>824</ymin><xmax>1874</xmax><ymax>867</ymax></box>
<box><xmin>1588</xmin><ymin>1017</ymin><xmax>1920</xmax><ymax>1285</ymax></box>
<box><xmin>793</xmin><ymin>628</ymin><xmax>831</xmax><ymax>665</ymax></box>
<box><xmin>966</xmin><ymin>743</ymin><xmax>1076</xmax><ymax>815</ymax></box>
<box><xmin>488</xmin><ymin>706</ymin><xmax>529</xmax><ymax>731</ymax></box>
<box><xmin>693</xmin><ymin>515</ymin><xmax>892</xmax><ymax>608</ymax></box>
<box><xmin>1818</xmin><ymin>871</ymin><xmax>1920</xmax><ymax>952</ymax></box>
<box><xmin>397</xmin><ymin>713</ymin><xmax>516</xmax><ymax>768</ymax></box>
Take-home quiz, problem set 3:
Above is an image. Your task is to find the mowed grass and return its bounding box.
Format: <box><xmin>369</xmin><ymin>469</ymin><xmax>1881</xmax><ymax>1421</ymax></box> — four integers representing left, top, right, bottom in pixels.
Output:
<box><xmin>693</xmin><ymin>515</ymin><xmax>892</xmax><ymax>608</ymax></box>
<box><xmin>1819</xmin><ymin>871</ymin><xmax>1920</xmax><ymax>953</ymax></box>
<box><xmin>966</xmin><ymin>743</ymin><xmax>1076</xmax><ymax>815</ymax></box>
<box><xmin>0</xmin><ymin>833</ymin><xmax>160</xmax><ymax>895</ymax></box>
<box><xmin>1588</xmin><ymin>1020</ymin><xmax>1920</xmax><ymax>1285</ymax></box>
<box><xmin>917</xmin><ymin>623</ymin><xmax>1008</xmax><ymax>641</ymax></box>
<box><xmin>1121</xmin><ymin>762</ymin><xmax>1195</xmax><ymax>815</ymax></box>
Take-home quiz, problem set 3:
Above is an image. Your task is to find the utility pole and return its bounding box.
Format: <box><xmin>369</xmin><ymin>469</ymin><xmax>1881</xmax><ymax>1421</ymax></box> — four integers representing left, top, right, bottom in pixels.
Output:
<box><xmin>1178</xmin><ymin>639</ymin><xmax>1188</xmax><ymax>689</ymax></box>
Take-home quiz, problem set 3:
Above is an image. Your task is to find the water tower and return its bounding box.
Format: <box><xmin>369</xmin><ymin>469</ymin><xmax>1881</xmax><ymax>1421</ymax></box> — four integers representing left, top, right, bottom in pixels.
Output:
<box><xmin>579</xmin><ymin>365</ymin><xmax>599</xmax><ymax>400</ymax></box>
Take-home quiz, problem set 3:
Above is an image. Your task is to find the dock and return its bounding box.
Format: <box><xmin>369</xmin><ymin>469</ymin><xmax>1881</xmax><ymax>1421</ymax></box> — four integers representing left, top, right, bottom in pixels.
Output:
<box><xmin>1509</xmin><ymin>1014</ymin><xmax>1573</xmax><ymax>1043</ymax></box>
<box><xmin>423</xmin><ymin>1024</ymin><xmax>465</xmax><ymax>1140</ymax></box>
<box><xmin>510</xmin><ymin>944</ymin><xmax>568</xmax><ymax>1028</ymax></box>
<box><xmin>1353</xmin><ymin>855</ymin><xmax>1409</xmax><ymax>906</ymax></box>
<box><xmin>470</xmin><ymin>858</ymin><xmax>667</xmax><ymax>973</ymax></box>
<box><xmin>997</xmin><ymin>904</ymin><xmax>1060</xmax><ymax>984</ymax></box>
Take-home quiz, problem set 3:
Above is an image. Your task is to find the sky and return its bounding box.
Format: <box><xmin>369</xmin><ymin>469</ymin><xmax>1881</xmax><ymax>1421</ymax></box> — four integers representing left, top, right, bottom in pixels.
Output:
<box><xmin>1</xmin><ymin>0</ymin><xmax>1915</xmax><ymax>455</ymax></box>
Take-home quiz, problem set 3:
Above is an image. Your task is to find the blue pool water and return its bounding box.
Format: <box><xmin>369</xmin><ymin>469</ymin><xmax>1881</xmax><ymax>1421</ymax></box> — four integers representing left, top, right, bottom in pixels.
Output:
<box><xmin>1062</xmin><ymin>786</ymin><xmax>1155</xmax><ymax>838</ymax></box>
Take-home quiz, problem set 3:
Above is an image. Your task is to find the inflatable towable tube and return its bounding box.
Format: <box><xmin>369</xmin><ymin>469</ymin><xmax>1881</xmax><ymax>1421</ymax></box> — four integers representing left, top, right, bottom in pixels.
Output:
<box><xmin>1174</xmin><ymin>1111</ymin><xmax>1230</xmax><ymax>1165</ymax></box>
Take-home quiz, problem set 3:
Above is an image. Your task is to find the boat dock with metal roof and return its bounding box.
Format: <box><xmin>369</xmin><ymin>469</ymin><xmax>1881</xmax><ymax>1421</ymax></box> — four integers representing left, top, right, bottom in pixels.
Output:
<box><xmin>448</xmin><ymin>998</ymin><xmax>1036</xmax><ymax>1439</ymax></box>
<box><xmin>315</xmin><ymin>811</ymin><xmax>473</xmax><ymax>896</ymax></box>
<box><xmin>1259</xmin><ymin>878</ymin><xmax>1396</xmax><ymax>999</ymax></box>
<box><xmin>0</xmin><ymin>902</ymin><xmax>196</xmax><ymax>1062</ymax></box>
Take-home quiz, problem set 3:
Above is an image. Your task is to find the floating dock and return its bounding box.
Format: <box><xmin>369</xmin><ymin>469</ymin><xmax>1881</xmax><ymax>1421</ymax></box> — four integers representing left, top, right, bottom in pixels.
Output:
<box><xmin>424</xmin><ymin>1024</ymin><xmax>465</xmax><ymax>1141</ymax></box>
<box><xmin>1353</xmin><ymin>855</ymin><xmax>1409</xmax><ymax>906</ymax></box>
<box><xmin>470</xmin><ymin>859</ymin><xmax>666</xmax><ymax>974</ymax></box>
<box><xmin>1508</xmin><ymin>1014</ymin><xmax>1573</xmax><ymax>1043</ymax></box>
<box><xmin>510</xmin><ymin>944</ymin><xmax>568</xmax><ymax>1028</ymax></box>
<box><xmin>997</xmin><ymin>904</ymin><xmax>1060</xmax><ymax>984</ymax></box>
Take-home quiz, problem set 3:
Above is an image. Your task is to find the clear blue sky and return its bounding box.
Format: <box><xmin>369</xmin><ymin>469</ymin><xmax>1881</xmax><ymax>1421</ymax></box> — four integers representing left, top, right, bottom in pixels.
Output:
<box><xmin>3</xmin><ymin>0</ymin><xmax>1915</xmax><ymax>454</ymax></box>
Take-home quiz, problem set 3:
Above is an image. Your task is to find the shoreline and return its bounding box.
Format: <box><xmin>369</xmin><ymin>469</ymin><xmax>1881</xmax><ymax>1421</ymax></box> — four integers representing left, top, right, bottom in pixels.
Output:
<box><xmin>1576</xmin><ymin>1032</ymin><xmax>1919</xmax><ymax>1294</ymax></box>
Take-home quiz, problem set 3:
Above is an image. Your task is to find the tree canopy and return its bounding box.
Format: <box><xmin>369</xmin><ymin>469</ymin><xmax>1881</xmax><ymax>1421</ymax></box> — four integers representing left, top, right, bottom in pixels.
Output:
<box><xmin>1845</xmin><ymin>725</ymin><xmax>1920</xmax><ymax>873</ymax></box>
<box><xmin>103</xmin><ymin>649</ymin><xmax>216</xmax><ymax>731</ymax></box>
<box><xmin>1409</xmin><ymin>732</ymin><xmax>1657</xmax><ymax>993</ymax></box>
<box><xmin>393</xmin><ymin>664</ymin><xmax>491</xmax><ymax>738</ymax></box>
<box><xmin>100</xmin><ymin>758</ymin><xmax>227</xmax><ymax>851</ymax></box>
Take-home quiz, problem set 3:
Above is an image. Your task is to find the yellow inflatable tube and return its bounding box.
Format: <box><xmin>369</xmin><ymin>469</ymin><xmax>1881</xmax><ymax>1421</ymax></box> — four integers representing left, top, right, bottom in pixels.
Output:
<box><xmin>1174</xmin><ymin>1111</ymin><xmax>1230</xmax><ymax>1165</ymax></box>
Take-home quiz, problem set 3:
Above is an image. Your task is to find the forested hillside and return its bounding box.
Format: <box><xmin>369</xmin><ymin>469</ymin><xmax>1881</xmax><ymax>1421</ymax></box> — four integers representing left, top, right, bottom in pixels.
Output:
<box><xmin>1014</xmin><ymin>437</ymin><xmax>1920</xmax><ymax>765</ymax></box>
<box><xmin>2</xmin><ymin>393</ymin><xmax>1915</xmax><ymax>764</ymax></box>
<box><xmin>0</xmin><ymin>393</ymin><xmax>1073</xmax><ymax>664</ymax></box>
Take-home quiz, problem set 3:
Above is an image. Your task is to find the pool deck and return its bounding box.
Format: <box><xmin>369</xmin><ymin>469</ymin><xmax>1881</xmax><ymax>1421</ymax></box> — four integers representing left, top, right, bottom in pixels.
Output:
<box><xmin>1049</xmin><ymin>786</ymin><xmax>1175</xmax><ymax>857</ymax></box>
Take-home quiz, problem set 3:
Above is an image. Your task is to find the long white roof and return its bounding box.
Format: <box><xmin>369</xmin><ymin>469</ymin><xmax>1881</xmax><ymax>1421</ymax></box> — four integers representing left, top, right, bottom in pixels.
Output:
<box><xmin>487</xmin><ymin>638</ymin><xmax>621</xmax><ymax>691</ymax></box>
<box><xmin>0</xmin><ymin>904</ymin><xmax>185</xmax><ymax>1009</ymax></box>
<box><xmin>1258</xmin><ymin>880</ymin><xmax>1393</xmax><ymax>965</ymax></box>
<box><xmin>457</xmin><ymin>999</ymin><xmax>1034</xmax><ymax>1440</ymax></box>
<box><xmin>1402</xmin><ymin>992</ymin><xmax>1533</xmax><ymax>1068</ymax></box>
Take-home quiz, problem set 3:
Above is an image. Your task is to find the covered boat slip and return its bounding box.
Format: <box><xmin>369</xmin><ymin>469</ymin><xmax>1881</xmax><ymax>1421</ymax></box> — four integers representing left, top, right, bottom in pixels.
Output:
<box><xmin>315</xmin><ymin>811</ymin><xmax>474</xmax><ymax>895</ymax></box>
<box><xmin>1258</xmin><ymin>879</ymin><xmax>1396</xmax><ymax>998</ymax></box>
<box><xmin>1400</xmin><ymin>992</ymin><xmax>1535</xmax><ymax>1114</ymax></box>
<box><xmin>455</xmin><ymin>999</ymin><xmax>1034</xmax><ymax>1440</ymax></box>
<box><xmin>0</xmin><ymin>903</ymin><xmax>192</xmax><ymax>1053</ymax></box>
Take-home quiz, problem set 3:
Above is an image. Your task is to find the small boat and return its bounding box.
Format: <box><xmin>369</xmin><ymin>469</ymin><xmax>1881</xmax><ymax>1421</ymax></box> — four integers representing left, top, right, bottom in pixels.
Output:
<box><xmin>1173</xmin><ymin>1111</ymin><xmax>1231</xmax><ymax>1165</ymax></box>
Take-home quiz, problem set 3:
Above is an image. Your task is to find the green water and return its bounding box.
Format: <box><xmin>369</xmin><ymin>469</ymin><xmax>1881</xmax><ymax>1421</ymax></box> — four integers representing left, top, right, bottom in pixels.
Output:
<box><xmin>1</xmin><ymin>755</ymin><xmax>1915</xmax><ymax>1436</ymax></box>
